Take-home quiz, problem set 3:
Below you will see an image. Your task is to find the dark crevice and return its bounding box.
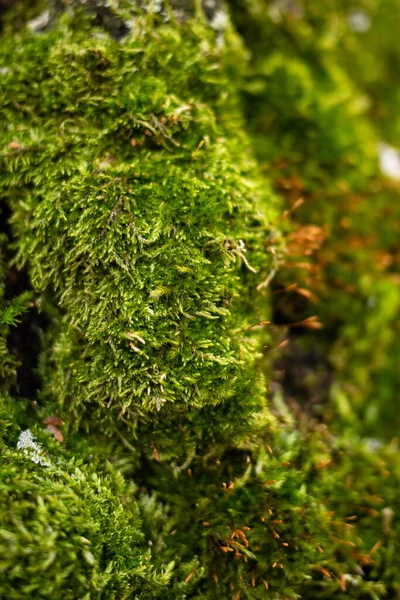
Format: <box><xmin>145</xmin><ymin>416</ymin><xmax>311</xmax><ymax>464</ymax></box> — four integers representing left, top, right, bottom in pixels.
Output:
<box><xmin>273</xmin><ymin>339</ymin><xmax>332</xmax><ymax>418</ymax></box>
<box><xmin>0</xmin><ymin>0</ymin><xmax>12</xmax><ymax>31</ymax></box>
<box><xmin>6</xmin><ymin>284</ymin><xmax>49</xmax><ymax>400</ymax></box>
<box><xmin>270</xmin><ymin>282</ymin><xmax>333</xmax><ymax>418</ymax></box>
<box><xmin>1</xmin><ymin>201</ymin><xmax>49</xmax><ymax>401</ymax></box>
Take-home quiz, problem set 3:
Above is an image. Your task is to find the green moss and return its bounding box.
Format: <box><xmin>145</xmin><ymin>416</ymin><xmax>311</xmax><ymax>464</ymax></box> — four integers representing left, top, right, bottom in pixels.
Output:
<box><xmin>135</xmin><ymin>410</ymin><xmax>400</xmax><ymax>599</ymax></box>
<box><xmin>1</xmin><ymin>1</ymin><xmax>400</xmax><ymax>599</ymax></box>
<box><xmin>0</xmin><ymin>236</ymin><xmax>32</xmax><ymax>393</ymax></box>
<box><xmin>0</xmin><ymin>409</ymin><xmax>197</xmax><ymax>599</ymax></box>
<box><xmin>0</xmin><ymin>13</ymin><xmax>278</xmax><ymax>446</ymax></box>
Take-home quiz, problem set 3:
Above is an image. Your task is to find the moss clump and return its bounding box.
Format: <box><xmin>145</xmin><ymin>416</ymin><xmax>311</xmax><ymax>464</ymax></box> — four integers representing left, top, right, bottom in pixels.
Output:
<box><xmin>0</xmin><ymin>409</ymin><xmax>196</xmax><ymax>600</ymax></box>
<box><xmin>134</xmin><ymin>408</ymin><xmax>400</xmax><ymax>599</ymax></box>
<box><xmin>0</xmin><ymin>12</ymin><xmax>278</xmax><ymax>446</ymax></box>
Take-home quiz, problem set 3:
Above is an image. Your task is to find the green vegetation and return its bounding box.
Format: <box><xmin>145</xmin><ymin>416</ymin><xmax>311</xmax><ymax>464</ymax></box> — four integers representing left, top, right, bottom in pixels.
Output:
<box><xmin>1</xmin><ymin>1</ymin><xmax>400</xmax><ymax>598</ymax></box>
<box><xmin>0</xmin><ymin>11</ymin><xmax>278</xmax><ymax>451</ymax></box>
<box><xmin>0</xmin><ymin>405</ymin><xmax>198</xmax><ymax>599</ymax></box>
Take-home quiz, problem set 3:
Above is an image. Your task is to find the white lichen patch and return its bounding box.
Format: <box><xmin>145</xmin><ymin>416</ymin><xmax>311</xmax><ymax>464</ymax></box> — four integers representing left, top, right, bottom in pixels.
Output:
<box><xmin>17</xmin><ymin>429</ymin><xmax>50</xmax><ymax>467</ymax></box>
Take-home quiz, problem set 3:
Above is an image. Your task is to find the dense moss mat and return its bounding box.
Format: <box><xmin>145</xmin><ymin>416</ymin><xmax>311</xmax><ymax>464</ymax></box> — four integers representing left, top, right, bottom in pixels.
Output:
<box><xmin>1</xmin><ymin>0</ymin><xmax>400</xmax><ymax>598</ymax></box>
<box><xmin>143</xmin><ymin>419</ymin><xmax>400</xmax><ymax>599</ymax></box>
<box><xmin>0</xmin><ymin>399</ymin><xmax>202</xmax><ymax>600</ymax></box>
<box><xmin>0</xmin><ymin>10</ymin><xmax>279</xmax><ymax>450</ymax></box>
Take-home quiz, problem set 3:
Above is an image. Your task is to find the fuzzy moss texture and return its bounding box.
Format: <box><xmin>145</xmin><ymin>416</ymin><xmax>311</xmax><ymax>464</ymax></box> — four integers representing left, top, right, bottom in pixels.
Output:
<box><xmin>1</xmin><ymin>1</ymin><xmax>400</xmax><ymax>599</ymax></box>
